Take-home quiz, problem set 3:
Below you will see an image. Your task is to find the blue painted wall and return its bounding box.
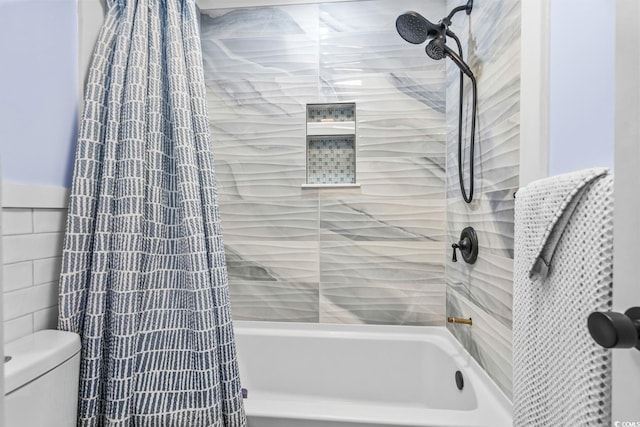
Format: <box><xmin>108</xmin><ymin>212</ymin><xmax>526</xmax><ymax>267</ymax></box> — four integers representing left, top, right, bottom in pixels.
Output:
<box><xmin>0</xmin><ymin>0</ymin><xmax>78</xmax><ymax>188</ymax></box>
<box><xmin>549</xmin><ymin>0</ymin><xmax>615</xmax><ymax>175</ymax></box>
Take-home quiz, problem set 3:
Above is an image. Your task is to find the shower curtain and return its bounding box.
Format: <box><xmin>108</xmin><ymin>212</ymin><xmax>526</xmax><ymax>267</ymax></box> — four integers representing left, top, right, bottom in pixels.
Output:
<box><xmin>58</xmin><ymin>0</ymin><xmax>246</xmax><ymax>425</ymax></box>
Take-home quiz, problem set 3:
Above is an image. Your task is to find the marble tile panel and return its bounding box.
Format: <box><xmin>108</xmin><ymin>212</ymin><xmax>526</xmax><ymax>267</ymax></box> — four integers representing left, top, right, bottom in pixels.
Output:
<box><xmin>320</xmin><ymin>38</ymin><xmax>443</xmax><ymax>81</ymax></box>
<box><xmin>319</xmin><ymin>0</ymin><xmax>445</xmax><ymax>33</ymax></box>
<box><xmin>355</xmin><ymin>76</ymin><xmax>445</xmax><ymax>117</ymax></box>
<box><xmin>358</xmin><ymin>121</ymin><xmax>445</xmax><ymax>161</ymax></box>
<box><xmin>225</xmin><ymin>241</ymin><xmax>319</xmax><ymax>283</ymax></box>
<box><xmin>320</xmin><ymin>197</ymin><xmax>445</xmax><ymax>242</ymax></box>
<box><xmin>357</xmin><ymin>130</ymin><xmax>444</xmax><ymax>160</ymax></box>
<box><xmin>446</xmin><ymin>287</ymin><xmax>512</xmax><ymax>399</ymax></box>
<box><xmin>206</xmin><ymin>77</ymin><xmax>315</xmax><ymax>133</ymax></box>
<box><xmin>318</xmin><ymin>0</ymin><xmax>446</xmax><ymax>76</ymax></box>
<box><xmin>445</xmin><ymin>108</ymin><xmax>519</xmax><ymax>196</ymax></box>
<box><xmin>320</xmin><ymin>241</ymin><xmax>444</xmax><ymax>285</ymax></box>
<box><xmin>219</xmin><ymin>198</ymin><xmax>318</xmax><ymax>242</ymax></box>
<box><xmin>215</xmin><ymin>159</ymin><xmax>306</xmax><ymax>201</ymax></box>
<box><xmin>205</xmin><ymin>38</ymin><xmax>318</xmax><ymax>77</ymax></box>
<box><xmin>229</xmin><ymin>280</ymin><xmax>319</xmax><ymax>323</ymax></box>
<box><xmin>201</xmin><ymin>5</ymin><xmax>319</xmax><ymax>39</ymax></box>
<box><xmin>210</xmin><ymin>126</ymin><xmax>305</xmax><ymax>162</ymax></box>
<box><xmin>455</xmin><ymin>0</ymin><xmax>520</xmax><ymax>69</ymax></box>
<box><xmin>355</xmin><ymin>75</ymin><xmax>446</xmax><ymax>142</ymax></box>
<box><xmin>205</xmin><ymin>78</ymin><xmax>315</xmax><ymax>201</ymax></box>
<box><xmin>446</xmin><ymin>190</ymin><xmax>515</xmax><ymax>259</ymax></box>
<box><xmin>200</xmin><ymin>5</ymin><xmax>319</xmax><ymax>79</ymax></box>
<box><xmin>446</xmin><ymin>251</ymin><xmax>513</xmax><ymax>327</ymax></box>
<box><xmin>321</xmin><ymin>72</ymin><xmax>446</xmax><ymax>117</ymax></box>
<box><xmin>357</xmin><ymin>157</ymin><xmax>445</xmax><ymax>199</ymax></box>
<box><xmin>346</xmin><ymin>73</ymin><xmax>447</xmax><ymax>161</ymax></box>
<box><xmin>320</xmin><ymin>281</ymin><xmax>445</xmax><ymax>326</ymax></box>
<box><xmin>386</xmin><ymin>71</ymin><xmax>447</xmax><ymax>108</ymax></box>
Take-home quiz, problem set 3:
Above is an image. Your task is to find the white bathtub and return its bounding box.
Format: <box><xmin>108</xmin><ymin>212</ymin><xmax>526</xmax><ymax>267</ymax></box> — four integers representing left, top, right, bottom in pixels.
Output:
<box><xmin>234</xmin><ymin>321</ymin><xmax>511</xmax><ymax>427</ymax></box>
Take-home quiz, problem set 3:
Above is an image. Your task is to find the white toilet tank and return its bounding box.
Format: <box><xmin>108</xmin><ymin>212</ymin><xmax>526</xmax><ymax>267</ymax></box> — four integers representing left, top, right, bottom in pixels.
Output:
<box><xmin>4</xmin><ymin>330</ymin><xmax>81</xmax><ymax>427</ymax></box>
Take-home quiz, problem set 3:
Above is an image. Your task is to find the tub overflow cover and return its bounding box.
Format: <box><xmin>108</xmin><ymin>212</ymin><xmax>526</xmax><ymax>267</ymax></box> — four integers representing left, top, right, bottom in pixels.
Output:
<box><xmin>455</xmin><ymin>371</ymin><xmax>464</xmax><ymax>390</ymax></box>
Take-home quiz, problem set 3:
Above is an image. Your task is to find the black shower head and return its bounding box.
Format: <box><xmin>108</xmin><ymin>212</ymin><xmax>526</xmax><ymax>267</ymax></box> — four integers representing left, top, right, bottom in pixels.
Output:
<box><xmin>425</xmin><ymin>36</ymin><xmax>446</xmax><ymax>60</ymax></box>
<box><xmin>426</xmin><ymin>36</ymin><xmax>475</xmax><ymax>79</ymax></box>
<box><xmin>395</xmin><ymin>11</ymin><xmax>444</xmax><ymax>45</ymax></box>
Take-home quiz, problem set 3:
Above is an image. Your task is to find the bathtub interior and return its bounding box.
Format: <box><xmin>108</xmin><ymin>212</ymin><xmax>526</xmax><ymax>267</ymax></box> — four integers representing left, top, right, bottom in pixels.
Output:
<box><xmin>236</xmin><ymin>332</ymin><xmax>478</xmax><ymax>411</ymax></box>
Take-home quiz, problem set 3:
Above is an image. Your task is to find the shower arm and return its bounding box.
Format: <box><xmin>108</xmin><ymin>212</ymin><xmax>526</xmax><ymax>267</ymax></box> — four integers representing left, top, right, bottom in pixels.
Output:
<box><xmin>442</xmin><ymin>0</ymin><xmax>473</xmax><ymax>27</ymax></box>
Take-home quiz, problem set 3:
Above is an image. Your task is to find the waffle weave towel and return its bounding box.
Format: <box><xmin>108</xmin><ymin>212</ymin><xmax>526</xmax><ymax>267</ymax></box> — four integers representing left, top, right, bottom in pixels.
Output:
<box><xmin>513</xmin><ymin>168</ymin><xmax>613</xmax><ymax>426</ymax></box>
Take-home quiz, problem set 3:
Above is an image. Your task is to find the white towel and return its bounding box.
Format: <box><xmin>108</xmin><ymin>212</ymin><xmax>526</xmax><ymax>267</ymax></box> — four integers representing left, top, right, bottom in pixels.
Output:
<box><xmin>513</xmin><ymin>168</ymin><xmax>613</xmax><ymax>426</ymax></box>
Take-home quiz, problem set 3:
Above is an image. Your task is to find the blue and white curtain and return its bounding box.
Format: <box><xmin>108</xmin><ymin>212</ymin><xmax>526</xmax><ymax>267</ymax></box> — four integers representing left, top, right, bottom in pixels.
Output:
<box><xmin>58</xmin><ymin>0</ymin><xmax>246</xmax><ymax>425</ymax></box>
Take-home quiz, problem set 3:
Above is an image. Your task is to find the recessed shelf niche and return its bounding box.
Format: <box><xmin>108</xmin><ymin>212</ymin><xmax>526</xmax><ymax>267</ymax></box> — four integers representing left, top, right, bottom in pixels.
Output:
<box><xmin>304</xmin><ymin>102</ymin><xmax>358</xmax><ymax>187</ymax></box>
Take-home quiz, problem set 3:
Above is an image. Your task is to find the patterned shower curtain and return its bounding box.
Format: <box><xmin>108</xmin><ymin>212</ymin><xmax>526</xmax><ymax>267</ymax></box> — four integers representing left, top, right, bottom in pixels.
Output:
<box><xmin>58</xmin><ymin>0</ymin><xmax>246</xmax><ymax>425</ymax></box>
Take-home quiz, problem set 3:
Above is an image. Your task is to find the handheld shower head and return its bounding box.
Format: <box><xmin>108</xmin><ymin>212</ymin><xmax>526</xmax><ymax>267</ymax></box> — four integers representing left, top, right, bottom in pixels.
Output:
<box><xmin>395</xmin><ymin>11</ymin><xmax>443</xmax><ymax>45</ymax></box>
<box><xmin>425</xmin><ymin>36</ymin><xmax>446</xmax><ymax>60</ymax></box>
<box><xmin>426</xmin><ymin>36</ymin><xmax>475</xmax><ymax>79</ymax></box>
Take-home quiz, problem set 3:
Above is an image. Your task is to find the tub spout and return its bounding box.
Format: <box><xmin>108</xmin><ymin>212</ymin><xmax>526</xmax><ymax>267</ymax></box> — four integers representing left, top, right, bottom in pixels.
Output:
<box><xmin>448</xmin><ymin>316</ymin><xmax>472</xmax><ymax>326</ymax></box>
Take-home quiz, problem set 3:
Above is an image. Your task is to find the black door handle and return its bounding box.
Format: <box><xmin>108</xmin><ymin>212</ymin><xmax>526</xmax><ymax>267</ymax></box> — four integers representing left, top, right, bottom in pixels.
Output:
<box><xmin>587</xmin><ymin>307</ymin><xmax>640</xmax><ymax>351</ymax></box>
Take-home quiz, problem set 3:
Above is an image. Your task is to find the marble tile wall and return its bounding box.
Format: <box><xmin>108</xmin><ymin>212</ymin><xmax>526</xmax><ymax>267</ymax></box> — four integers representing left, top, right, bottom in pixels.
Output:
<box><xmin>200</xmin><ymin>0</ymin><xmax>448</xmax><ymax>326</ymax></box>
<box><xmin>444</xmin><ymin>0</ymin><xmax>520</xmax><ymax>398</ymax></box>
<box><xmin>200</xmin><ymin>0</ymin><xmax>520</xmax><ymax>398</ymax></box>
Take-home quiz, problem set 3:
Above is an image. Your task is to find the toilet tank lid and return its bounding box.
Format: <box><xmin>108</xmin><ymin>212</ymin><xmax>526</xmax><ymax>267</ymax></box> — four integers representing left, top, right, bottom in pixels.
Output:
<box><xmin>4</xmin><ymin>330</ymin><xmax>81</xmax><ymax>394</ymax></box>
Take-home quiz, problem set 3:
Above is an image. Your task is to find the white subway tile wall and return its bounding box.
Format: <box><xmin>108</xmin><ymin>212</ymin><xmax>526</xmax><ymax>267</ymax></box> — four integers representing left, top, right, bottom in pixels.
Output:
<box><xmin>3</xmin><ymin>261</ymin><xmax>32</xmax><ymax>292</ymax></box>
<box><xmin>2</xmin><ymin>209</ymin><xmax>33</xmax><ymax>235</ymax></box>
<box><xmin>33</xmin><ymin>209</ymin><xmax>68</xmax><ymax>234</ymax></box>
<box><xmin>4</xmin><ymin>315</ymin><xmax>33</xmax><ymax>343</ymax></box>
<box><xmin>2</xmin><ymin>207</ymin><xmax>67</xmax><ymax>343</ymax></box>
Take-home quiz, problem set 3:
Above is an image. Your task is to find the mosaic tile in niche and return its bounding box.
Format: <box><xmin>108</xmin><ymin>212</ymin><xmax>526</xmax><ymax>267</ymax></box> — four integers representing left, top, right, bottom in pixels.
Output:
<box><xmin>307</xmin><ymin>136</ymin><xmax>356</xmax><ymax>184</ymax></box>
<box><xmin>307</xmin><ymin>103</ymin><xmax>355</xmax><ymax>122</ymax></box>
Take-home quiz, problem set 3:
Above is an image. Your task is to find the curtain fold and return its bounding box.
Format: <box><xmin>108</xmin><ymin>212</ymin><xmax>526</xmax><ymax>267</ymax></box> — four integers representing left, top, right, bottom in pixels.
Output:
<box><xmin>58</xmin><ymin>1</ymin><xmax>246</xmax><ymax>425</ymax></box>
